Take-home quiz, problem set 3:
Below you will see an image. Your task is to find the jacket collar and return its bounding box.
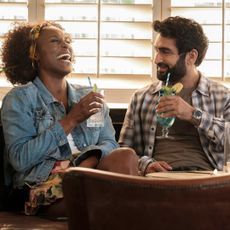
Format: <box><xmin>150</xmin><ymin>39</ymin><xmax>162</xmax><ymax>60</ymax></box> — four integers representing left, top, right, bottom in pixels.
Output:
<box><xmin>32</xmin><ymin>77</ymin><xmax>77</xmax><ymax>107</ymax></box>
<box><xmin>33</xmin><ymin>77</ymin><xmax>56</xmax><ymax>105</ymax></box>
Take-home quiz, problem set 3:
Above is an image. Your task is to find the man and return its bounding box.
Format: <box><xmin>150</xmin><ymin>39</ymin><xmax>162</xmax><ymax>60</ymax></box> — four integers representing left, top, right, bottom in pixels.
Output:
<box><xmin>119</xmin><ymin>16</ymin><xmax>230</xmax><ymax>176</ymax></box>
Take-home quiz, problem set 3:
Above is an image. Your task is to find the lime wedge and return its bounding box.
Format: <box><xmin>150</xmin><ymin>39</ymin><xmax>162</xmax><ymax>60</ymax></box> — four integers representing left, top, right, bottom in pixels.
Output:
<box><xmin>161</xmin><ymin>86</ymin><xmax>173</xmax><ymax>95</ymax></box>
<box><xmin>93</xmin><ymin>83</ymin><xmax>98</xmax><ymax>92</ymax></box>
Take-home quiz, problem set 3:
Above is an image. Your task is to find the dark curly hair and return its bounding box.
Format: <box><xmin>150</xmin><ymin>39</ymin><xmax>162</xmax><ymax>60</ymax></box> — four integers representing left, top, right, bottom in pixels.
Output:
<box><xmin>1</xmin><ymin>21</ymin><xmax>64</xmax><ymax>85</ymax></box>
<box><xmin>153</xmin><ymin>16</ymin><xmax>209</xmax><ymax>66</ymax></box>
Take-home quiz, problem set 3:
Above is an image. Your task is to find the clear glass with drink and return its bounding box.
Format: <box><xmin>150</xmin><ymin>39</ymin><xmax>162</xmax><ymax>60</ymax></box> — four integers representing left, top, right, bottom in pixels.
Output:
<box><xmin>156</xmin><ymin>77</ymin><xmax>183</xmax><ymax>139</ymax></box>
<box><xmin>156</xmin><ymin>85</ymin><xmax>176</xmax><ymax>139</ymax></box>
<box><xmin>87</xmin><ymin>88</ymin><xmax>104</xmax><ymax>128</ymax></box>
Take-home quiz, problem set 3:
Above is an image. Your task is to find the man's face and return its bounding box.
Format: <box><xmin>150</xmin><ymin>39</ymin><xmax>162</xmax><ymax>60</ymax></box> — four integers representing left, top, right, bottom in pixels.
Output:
<box><xmin>153</xmin><ymin>35</ymin><xmax>186</xmax><ymax>83</ymax></box>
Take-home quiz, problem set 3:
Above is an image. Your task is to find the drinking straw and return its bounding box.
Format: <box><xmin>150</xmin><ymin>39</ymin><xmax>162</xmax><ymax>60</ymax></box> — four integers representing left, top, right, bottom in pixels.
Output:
<box><xmin>165</xmin><ymin>73</ymin><xmax>170</xmax><ymax>86</ymax></box>
<box><xmin>88</xmin><ymin>76</ymin><xmax>98</xmax><ymax>92</ymax></box>
<box><xmin>88</xmin><ymin>76</ymin><xmax>92</xmax><ymax>87</ymax></box>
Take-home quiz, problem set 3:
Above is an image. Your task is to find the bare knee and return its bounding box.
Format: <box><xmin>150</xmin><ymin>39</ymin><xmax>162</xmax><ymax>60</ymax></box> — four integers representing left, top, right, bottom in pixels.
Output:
<box><xmin>103</xmin><ymin>147</ymin><xmax>138</xmax><ymax>163</ymax></box>
<box><xmin>113</xmin><ymin>147</ymin><xmax>138</xmax><ymax>161</ymax></box>
<box><xmin>97</xmin><ymin>147</ymin><xmax>139</xmax><ymax>176</ymax></box>
<box><xmin>113</xmin><ymin>147</ymin><xmax>136</xmax><ymax>155</ymax></box>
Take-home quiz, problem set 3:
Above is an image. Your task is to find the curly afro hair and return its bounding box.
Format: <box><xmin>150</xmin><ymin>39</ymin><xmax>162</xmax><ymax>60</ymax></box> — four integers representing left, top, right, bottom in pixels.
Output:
<box><xmin>153</xmin><ymin>16</ymin><xmax>209</xmax><ymax>66</ymax></box>
<box><xmin>1</xmin><ymin>21</ymin><xmax>64</xmax><ymax>85</ymax></box>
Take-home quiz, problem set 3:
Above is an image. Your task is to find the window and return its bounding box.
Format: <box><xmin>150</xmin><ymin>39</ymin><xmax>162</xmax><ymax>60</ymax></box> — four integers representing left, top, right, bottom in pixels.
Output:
<box><xmin>0</xmin><ymin>0</ymin><xmax>28</xmax><ymax>53</ymax></box>
<box><xmin>44</xmin><ymin>0</ymin><xmax>153</xmax><ymax>89</ymax></box>
<box><xmin>0</xmin><ymin>0</ymin><xmax>28</xmax><ymax>88</ymax></box>
<box><xmin>0</xmin><ymin>0</ymin><xmax>229</xmax><ymax>95</ymax></box>
<box><xmin>171</xmin><ymin>0</ymin><xmax>230</xmax><ymax>81</ymax></box>
<box><xmin>45</xmin><ymin>0</ymin><xmax>98</xmax><ymax>76</ymax></box>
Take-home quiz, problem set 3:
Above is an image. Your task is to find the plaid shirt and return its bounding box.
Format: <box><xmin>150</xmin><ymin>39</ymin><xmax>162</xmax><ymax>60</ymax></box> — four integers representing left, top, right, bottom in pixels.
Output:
<box><xmin>119</xmin><ymin>74</ymin><xmax>230</xmax><ymax>174</ymax></box>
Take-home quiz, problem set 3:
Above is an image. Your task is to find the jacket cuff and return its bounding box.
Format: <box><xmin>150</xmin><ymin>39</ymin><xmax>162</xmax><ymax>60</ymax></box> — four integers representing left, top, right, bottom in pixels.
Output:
<box><xmin>72</xmin><ymin>148</ymin><xmax>102</xmax><ymax>166</ymax></box>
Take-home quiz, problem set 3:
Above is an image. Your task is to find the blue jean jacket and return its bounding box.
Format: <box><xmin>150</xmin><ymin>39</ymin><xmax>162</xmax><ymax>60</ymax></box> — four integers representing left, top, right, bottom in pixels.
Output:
<box><xmin>1</xmin><ymin>77</ymin><xmax>119</xmax><ymax>188</ymax></box>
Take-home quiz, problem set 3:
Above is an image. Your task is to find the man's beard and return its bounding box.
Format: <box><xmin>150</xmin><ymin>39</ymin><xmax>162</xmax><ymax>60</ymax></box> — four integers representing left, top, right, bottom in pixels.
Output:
<box><xmin>156</xmin><ymin>54</ymin><xmax>186</xmax><ymax>84</ymax></box>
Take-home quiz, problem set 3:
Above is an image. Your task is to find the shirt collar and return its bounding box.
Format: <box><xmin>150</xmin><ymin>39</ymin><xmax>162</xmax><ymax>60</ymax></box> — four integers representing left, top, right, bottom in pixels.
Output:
<box><xmin>150</xmin><ymin>81</ymin><xmax>162</xmax><ymax>95</ymax></box>
<box><xmin>195</xmin><ymin>72</ymin><xmax>210</xmax><ymax>97</ymax></box>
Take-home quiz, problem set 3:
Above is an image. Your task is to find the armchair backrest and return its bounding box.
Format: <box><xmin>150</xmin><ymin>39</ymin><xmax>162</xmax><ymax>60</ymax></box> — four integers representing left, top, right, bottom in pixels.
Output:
<box><xmin>63</xmin><ymin>167</ymin><xmax>230</xmax><ymax>230</ymax></box>
<box><xmin>0</xmin><ymin>122</ymin><xmax>5</xmax><ymax>210</ymax></box>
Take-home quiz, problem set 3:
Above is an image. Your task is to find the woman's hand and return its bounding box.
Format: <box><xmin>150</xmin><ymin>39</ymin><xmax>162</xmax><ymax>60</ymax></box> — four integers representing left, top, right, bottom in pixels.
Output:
<box><xmin>60</xmin><ymin>91</ymin><xmax>104</xmax><ymax>133</ymax></box>
<box><xmin>71</xmin><ymin>91</ymin><xmax>104</xmax><ymax>123</ymax></box>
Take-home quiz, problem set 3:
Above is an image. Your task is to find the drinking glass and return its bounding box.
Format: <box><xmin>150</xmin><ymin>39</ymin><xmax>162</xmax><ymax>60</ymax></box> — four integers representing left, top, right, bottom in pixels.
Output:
<box><xmin>156</xmin><ymin>86</ymin><xmax>175</xmax><ymax>139</ymax></box>
<box><xmin>86</xmin><ymin>89</ymin><xmax>104</xmax><ymax>127</ymax></box>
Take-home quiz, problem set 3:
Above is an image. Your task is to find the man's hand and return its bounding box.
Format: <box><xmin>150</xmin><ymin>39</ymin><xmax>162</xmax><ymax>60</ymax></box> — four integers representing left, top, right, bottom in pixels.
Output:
<box><xmin>145</xmin><ymin>161</ymin><xmax>172</xmax><ymax>175</ymax></box>
<box><xmin>156</xmin><ymin>95</ymin><xmax>194</xmax><ymax>122</ymax></box>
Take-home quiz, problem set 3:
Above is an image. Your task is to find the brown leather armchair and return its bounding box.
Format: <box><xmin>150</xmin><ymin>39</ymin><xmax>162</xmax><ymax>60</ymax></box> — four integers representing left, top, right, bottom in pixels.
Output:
<box><xmin>0</xmin><ymin>122</ymin><xmax>5</xmax><ymax>210</ymax></box>
<box><xmin>63</xmin><ymin>167</ymin><xmax>230</xmax><ymax>230</ymax></box>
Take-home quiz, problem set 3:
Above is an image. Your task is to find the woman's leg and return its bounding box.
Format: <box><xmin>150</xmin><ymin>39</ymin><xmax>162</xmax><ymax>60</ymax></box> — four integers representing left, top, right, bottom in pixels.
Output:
<box><xmin>25</xmin><ymin>173</ymin><xmax>66</xmax><ymax>219</ymax></box>
<box><xmin>38</xmin><ymin>198</ymin><xmax>67</xmax><ymax>220</ymax></box>
<box><xmin>97</xmin><ymin>147</ymin><xmax>139</xmax><ymax>176</ymax></box>
<box><xmin>38</xmin><ymin>148</ymin><xmax>138</xmax><ymax>219</ymax></box>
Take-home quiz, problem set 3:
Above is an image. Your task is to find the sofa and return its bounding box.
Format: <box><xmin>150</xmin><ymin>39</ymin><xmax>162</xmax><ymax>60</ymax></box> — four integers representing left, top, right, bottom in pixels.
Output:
<box><xmin>63</xmin><ymin>167</ymin><xmax>230</xmax><ymax>230</ymax></box>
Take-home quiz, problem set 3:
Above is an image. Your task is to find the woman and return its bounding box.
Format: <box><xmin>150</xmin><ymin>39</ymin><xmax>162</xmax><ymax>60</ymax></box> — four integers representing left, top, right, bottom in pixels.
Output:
<box><xmin>1</xmin><ymin>21</ymin><xmax>138</xmax><ymax>218</ymax></box>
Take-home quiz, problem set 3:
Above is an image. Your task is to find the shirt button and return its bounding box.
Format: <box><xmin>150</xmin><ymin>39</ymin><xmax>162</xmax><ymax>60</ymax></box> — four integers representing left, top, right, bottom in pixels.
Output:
<box><xmin>151</xmin><ymin>127</ymin><xmax>154</xmax><ymax>131</ymax></box>
<box><xmin>83</xmin><ymin>143</ymin><xmax>87</xmax><ymax>147</ymax></box>
<box><xmin>149</xmin><ymin>146</ymin><xmax>152</xmax><ymax>150</ymax></box>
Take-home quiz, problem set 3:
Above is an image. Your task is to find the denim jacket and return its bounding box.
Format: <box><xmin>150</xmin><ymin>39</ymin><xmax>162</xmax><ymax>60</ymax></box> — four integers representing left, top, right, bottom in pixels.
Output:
<box><xmin>1</xmin><ymin>77</ymin><xmax>118</xmax><ymax>188</ymax></box>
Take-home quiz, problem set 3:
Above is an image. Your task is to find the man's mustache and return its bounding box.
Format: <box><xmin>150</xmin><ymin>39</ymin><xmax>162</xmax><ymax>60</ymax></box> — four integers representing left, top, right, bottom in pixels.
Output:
<box><xmin>157</xmin><ymin>63</ymin><xmax>169</xmax><ymax>69</ymax></box>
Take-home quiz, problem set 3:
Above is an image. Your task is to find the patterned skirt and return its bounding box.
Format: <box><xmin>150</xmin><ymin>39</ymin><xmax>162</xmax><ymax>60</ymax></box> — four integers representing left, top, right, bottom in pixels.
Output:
<box><xmin>24</xmin><ymin>172</ymin><xmax>64</xmax><ymax>215</ymax></box>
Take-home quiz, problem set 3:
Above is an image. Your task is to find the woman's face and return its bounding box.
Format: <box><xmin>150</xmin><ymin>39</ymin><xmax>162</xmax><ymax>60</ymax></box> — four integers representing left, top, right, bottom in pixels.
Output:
<box><xmin>35</xmin><ymin>25</ymin><xmax>73</xmax><ymax>77</ymax></box>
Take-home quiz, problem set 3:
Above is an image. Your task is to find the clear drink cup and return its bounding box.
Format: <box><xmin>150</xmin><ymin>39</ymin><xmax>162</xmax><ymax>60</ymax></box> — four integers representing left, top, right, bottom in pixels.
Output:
<box><xmin>87</xmin><ymin>89</ymin><xmax>104</xmax><ymax>128</ymax></box>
